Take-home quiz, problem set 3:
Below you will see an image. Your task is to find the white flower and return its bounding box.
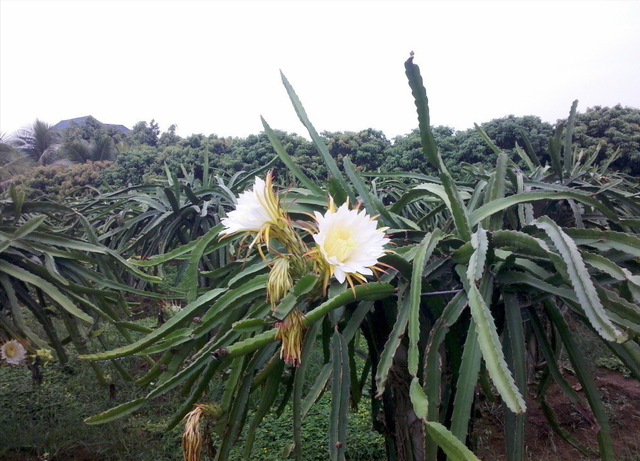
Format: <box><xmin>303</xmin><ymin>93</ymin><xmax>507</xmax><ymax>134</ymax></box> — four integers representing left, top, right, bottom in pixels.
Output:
<box><xmin>1</xmin><ymin>339</ymin><xmax>27</xmax><ymax>365</ymax></box>
<box><xmin>221</xmin><ymin>174</ymin><xmax>281</xmax><ymax>236</ymax></box>
<box><xmin>313</xmin><ymin>200</ymin><xmax>389</xmax><ymax>284</ymax></box>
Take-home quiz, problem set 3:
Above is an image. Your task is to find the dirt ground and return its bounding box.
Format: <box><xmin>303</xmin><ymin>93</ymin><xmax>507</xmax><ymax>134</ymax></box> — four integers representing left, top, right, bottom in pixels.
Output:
<box><xmin>474</xmin><ymin>367</ymin><xmax>640</xmax><ymax>461</ymax></box>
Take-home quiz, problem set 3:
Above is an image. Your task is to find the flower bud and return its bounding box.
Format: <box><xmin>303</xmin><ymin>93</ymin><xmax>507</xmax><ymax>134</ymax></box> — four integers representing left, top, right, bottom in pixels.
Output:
<box><xmin>267</xmin><ymin>257</ymin><xmax>293</xmax><ymax>308</ymax></box>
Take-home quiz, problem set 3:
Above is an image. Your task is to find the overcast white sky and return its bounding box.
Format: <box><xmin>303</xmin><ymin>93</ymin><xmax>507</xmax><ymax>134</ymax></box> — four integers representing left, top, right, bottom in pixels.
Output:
<box><xmin>2</xmin><ymin>0</ymin><xmax>640</xmax><ymax>140</ymax></box>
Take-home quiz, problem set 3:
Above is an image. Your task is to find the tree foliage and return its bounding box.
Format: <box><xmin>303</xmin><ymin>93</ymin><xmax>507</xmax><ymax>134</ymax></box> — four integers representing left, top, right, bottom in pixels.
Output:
<box><xmin>0</xmin><ymin>134</ymin><xmax>34</xmax><ymax>183</ymax></box>
<box><xmin>569</xmin><ymin>104</ymin><xmax>640</xmax><ymax>175</ymax></box>
<box><xmin>12</xmin><ymin>161</ymin><xmax>113</xmax><ymax>201</ymax></box>
<box><xmin>13</xmin><ymin>119</ymin><xmax>61</xmax><ymax>165</ymax></box>
<box><xmin>130</xmin><ymin>119</ymin><xmax>161</xmax><ymax>147</ymax></box>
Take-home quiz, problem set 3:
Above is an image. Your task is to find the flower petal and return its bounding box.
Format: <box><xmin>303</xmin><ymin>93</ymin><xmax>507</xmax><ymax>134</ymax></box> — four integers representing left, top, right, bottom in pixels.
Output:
<box><xmin>313</xmin><ymin>200</ymin><xmax>389</xmax><ymax>285</ymax></box>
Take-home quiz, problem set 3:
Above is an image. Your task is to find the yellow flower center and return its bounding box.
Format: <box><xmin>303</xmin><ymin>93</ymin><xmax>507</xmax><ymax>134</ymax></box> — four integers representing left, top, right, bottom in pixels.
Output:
<box><xmin>324</xmin><ymin>226</ymin><xmax>357</xmax><ymax>262</ymax></box>
<box><xmin>4</xmin><ymin>343</ymin><xmax>18</xmax><ymax>358</ymax></box>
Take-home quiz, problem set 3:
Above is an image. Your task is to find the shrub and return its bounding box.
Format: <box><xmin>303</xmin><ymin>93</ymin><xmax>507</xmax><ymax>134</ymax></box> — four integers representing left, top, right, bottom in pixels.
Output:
<box><xmin>12</xmin><ymin>161</ymin><xmax>112</xmax><ymax>202</ymax></box>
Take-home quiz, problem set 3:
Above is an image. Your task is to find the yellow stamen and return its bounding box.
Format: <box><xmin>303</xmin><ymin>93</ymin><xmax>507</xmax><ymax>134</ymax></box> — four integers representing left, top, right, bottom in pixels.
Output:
<box><xmin>323</xmin><ymin>226</ymin><xmax>357</xmax><ymax>263</ymax></box>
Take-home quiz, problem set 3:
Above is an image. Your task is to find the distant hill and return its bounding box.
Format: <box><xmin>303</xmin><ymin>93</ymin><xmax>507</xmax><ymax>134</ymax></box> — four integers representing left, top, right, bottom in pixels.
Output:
<box><xmin>52</xmin><ymin>116</ymin><xmax>130</xmax><ymax>133</ymax></box>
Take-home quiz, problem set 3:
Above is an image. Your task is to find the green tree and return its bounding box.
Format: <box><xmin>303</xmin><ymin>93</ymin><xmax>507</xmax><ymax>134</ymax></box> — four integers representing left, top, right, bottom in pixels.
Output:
<box><xmin>322</xmin><ymin>129</ymin><xmax>391</xmax><ymax>172</ymax></box>
<box><xmin>98</xmin><ymin>145</ymin><xmax>158</xmax><ymax>188</ymax></box>
<box><xmin>13</xmin><ymin>119</ymin><xmax>61</xmax><ymax>164</ymax></box>
<box><xmin>568</xmin><ymin>104</ymin><xmax>640</xmax><ymax>175</ymax></box>
<box><xmin>61</xmin><ymin>115</ymin><xmax>128</xmax><ymax>147</ymax></box>
<box><xmin>12</xmin><ymin>160</ymin><xmax>113</xmax><ymax>201</ymax></box>
<box><xmin>381</xmin><ymin>126</ymin><xmax>456</xmax><ymax>176</ymax></box>
<box><xmin>453</xmin><ymin>115</ymin><xmax>554</xmax><ymax>170</ymax></box>
<box><xmin>0</xmin><ymin>134</ymin><xmax>33</xmax><ymax>182</ymax></box>
<box><xmin>130</xmin><ymin>119</ymin><xmax>160</xmax><ymax>146</ymax></box>
<box><xmin>59</xmin><ymin>136</ymin><xmax>118</xmax><ymax>163</ymax></box>
<box><xmin>159</xmin><ymin>123</ymin><xmax>181</xmax><ymax>146</ymax></box>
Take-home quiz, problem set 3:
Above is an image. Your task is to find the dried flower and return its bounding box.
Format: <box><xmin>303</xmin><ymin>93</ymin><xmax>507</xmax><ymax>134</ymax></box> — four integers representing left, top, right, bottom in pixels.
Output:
<box><xmin>275</xmin><ymin>308</ymin><xmax>307</xmax><ymax>367</ymax></box>
<box><xmin>1</xmin><ymin>339</ymin><xmax>27</xmax><ymax>365</ymax></box>
<box><xmin>312</xmin><ymin>199</ymin><xmax>389</xmax><ymax>287</ymax></box>
<box><xmin>182</xmin><ymin>403</ymin><xmax>221</xmax><ymax>461</ymax></box>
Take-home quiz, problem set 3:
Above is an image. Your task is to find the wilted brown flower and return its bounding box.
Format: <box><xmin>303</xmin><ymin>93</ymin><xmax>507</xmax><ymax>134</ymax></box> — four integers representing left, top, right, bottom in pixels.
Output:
<box><xmin>274</xmin><ymin>308</ymin><xmax>307</xmax><ymax>367</ymax></box>
<box><xmin>182</xmin><ymin>403</ymin><xmax>221</xmax><ymax>461</ymax></box>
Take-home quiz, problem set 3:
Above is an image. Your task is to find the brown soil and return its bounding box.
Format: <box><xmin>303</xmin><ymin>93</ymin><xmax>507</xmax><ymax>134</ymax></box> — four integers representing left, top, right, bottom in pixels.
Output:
<box><xmin>474</xmin><ymin>367</ymin><xmax>640</xmax><ymax>460</ymax></box>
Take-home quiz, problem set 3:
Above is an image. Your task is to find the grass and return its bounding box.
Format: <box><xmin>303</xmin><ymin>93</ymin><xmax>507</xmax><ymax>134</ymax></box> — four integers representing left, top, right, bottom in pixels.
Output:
<box><xmin>0</xmin><ymin>315</ymin><xmax>386</xmax><ymax>461</ymax></box>
<box><xmin>0</xmin><ymin>355</ymin><xmax>184</xmax><ymax>460</ymax></box>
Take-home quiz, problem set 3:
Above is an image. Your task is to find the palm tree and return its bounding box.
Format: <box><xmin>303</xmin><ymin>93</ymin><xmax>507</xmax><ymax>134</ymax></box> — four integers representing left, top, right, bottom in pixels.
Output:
<box><xmin>0</xmin><ymin>133</ymin><xmax>34</xmax><ymax>183</ymax></box>
<box><xmin>14</xmin><ymin>119</ymin><xmax>61</xmax><ymax>164</ymax></box>
<box><xmin>58</xmin><ymin>136</ymin><xmax>118</xmax><ymax>163</ymax></box>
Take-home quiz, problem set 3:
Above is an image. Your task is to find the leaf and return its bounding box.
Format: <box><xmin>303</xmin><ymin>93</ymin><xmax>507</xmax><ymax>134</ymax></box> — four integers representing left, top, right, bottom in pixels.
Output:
<box><xmin>424</xmin><ymin>422</ymin><xmax>481</xmax><ymax>461</ymax></box>
<box><xmin>329</xmin><ymin>330</ymin><xmax>349</xmax><ymax>461</ymax></box>
<box><xmin>22</xmin><ymin>232</ymin><xmax>108</xmax><ymax>254</ymax></box>
<box><xmin>483</xmin><ymin>152</ymin><xmax>508</xmax><ymax>231</ymax></box>
<box><xmin>292</xmin><ymin>320</ymin><xmax>322</xmax><ymax>461</ymax></box>
<box><xmin>544</xmin><ymin>299</ymin><xmax>616</xmax><ymax>460</ymax></box>
<box><xmin>423</xmin><ymin>291</ymin><xmax>469</xmax><ymax>426</ymax></box>
<box><xmin>343</xmin><ymin>156</ymin><xmax>399</xmax><ymax>228</ymax></box>
<box><xmin>409</xmin><ymin>377</ymin><xmax>429</xmax><ymax>419</ymax></box>
<box><xmin>492</xmin><ymin>229</ymin><xmax>551</xmax><ymax>258</ymax></box>
<box><xmin>404</xmin><ymin>56</ymin><xmax>439</xmax><ymax>167</ymax></box>
<box><xmin>0</xmin><ymin>260</ymin><xmax>93</xmax><ymax>324</ymax></box>
<box><xmin>0</xmin><ymin>274</ymin><xmax>48</xmax><ymax>348</ymax></box>
<box><xmin>166</xmin><ymin>360</ymin><xmax>220</xmax><ymax>430</ymax></box>
<box><xmin>461</xmin><ymin>266</ymin><xmax>526</xmax><ymax>413</ymax></box>
<box><xmin>191</xmin><ymin>277</ymin><xmax>268</xmax><ymax>337</ymax></box>
<box><xmin>80</xmin><ymin>288</ymin><xmax>225</xmax><ymax>360</ymax></box>
<box><xmin>271</xmin><ymin>274</ymin><xmax>318</xmax><ymax>320</ymax></box>
<box><xmin>84</xmin><ymin>398</ymin><xmax>146</xmax><ymax>425</ymax></box>
<box><xmin>280</xmin><ymin>71</ymin><xmax>355</xmax><ymax>203</ymax></box>
<box><xmin>566</xmin><ymin>228</ymin><xmax>640</xmax><ymax>259</ymax></box>
<box><xmin>243</xmin><ymin>358</ymin><xmax>285</xmax><ymax>460</ymax></box>
<box><xmin>219</xmin><ymin>282</ymin><xmax>394</xmax><ymax>363</ymax></box>
<box><xmin>404</xmin><ymin>55</ymin><xmax>472</xmax><ymax>241</ymax></box>
<box><xmin>518</xmin><ymin>127</ymin><xmax>541</xmax><ymax>167</ymax></box>
<box><xmin>470</xmin><ymin>191</ymin><xmax>617</xmax><ymax>226</ymax></box>
<box><xmin>11</xmin><ymin>215</ymin><xmax>47</xmax><ymax>240</ymax></box>
<box><xmin>301</xmin><ymin>363</ymin><xmax>331</xmax><ymax>418</ymax></box>
<box><xmin>534</xmin><ymin>216</ymin><xmax>627</xmax><ymax>343</ymax></box>
<box><xmin>375</xmin><ymin>283</ymin><xmax>411</xmax><ymax>397</ymax></box>
<box><xmin>563</xmin><ymin>100</ymin><xmax>579</xmax><ymax>174</ymax></box>
<box><xmin>304</xmin><ymin>282</ymin><xmax>394</xmax><ymax>325</ymax></box>
<box><xmin>261</xmin><ymin>116</ymin><xmax>324</xmax><ymax>196</ymax></box>
<box><xmin>449</xmin><ymin>321</ymin><xmax>482</xmax><ymax>442</ymax></box>
<box><xmin>409</xmin><ymin>230</ymin><xmax>445</xmax><ymax>376</ymax></box>
<box><xmin>498</xmin><ymin>271</ymin><xmax>576</xmax><ymax>302</ymax></box>
<box><xmin>548</xmin><ymin>122</ymin><xmax>564</xmax><ymax>181</ymax></box>
<box><xmin>514</xmin><ymin>143</ymin><xmax>535</xmax><ymax>172</ymax></box>
<box><xmin>467</xmin><ymin>226</ymin><xmax>488</xmax><ymax>283</ymax></box>
<box><xmin>390</xmin><ymin>186</ymin><xmax>446</xmax><ymax>214</ymax></box>
<box><xmin>130</xmin><ymin>223</ymin><xmax>224</xmax><ymax>266</ymax></box>
<box><xmin>503</xmin><ymin>293</ymin><xmax>527</xmax><ymax>461</ymax></box>
<box><xmin>582</xmin><ymin>251</ymin><xmax>640</xmax><ymax>288</ymax></box>
<box><xmin>232</xmin><ymin>317</ymin><xmax>266</xmax><ymax>333</ymax></box>
<box><xmin>185</xmin><ymin>224</ymin><xmax>224</xmax><ymax>302</ymax></box>
<box><xmin>163</xmin><ymin>187</ymin><xmax>181</xmax><ymax>214</ymax></box>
